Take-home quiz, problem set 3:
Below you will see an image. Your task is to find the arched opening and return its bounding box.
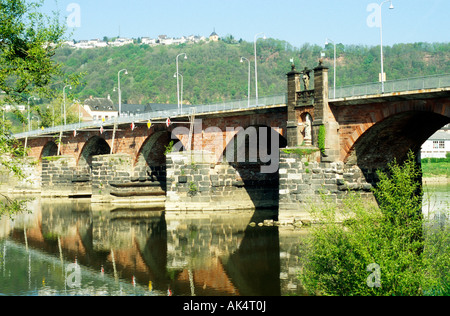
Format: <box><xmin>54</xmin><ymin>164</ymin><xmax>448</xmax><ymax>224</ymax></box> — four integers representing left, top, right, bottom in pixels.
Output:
<box><xmin>135</xmin><ymin>131</ymin><xmax>184</xmax><ymax>191</ymax></box>
<box><xmin>222</xmin><ymin>125</ymin><xmax>287</xmax><ymax>209</ymax></box>
<box><xmin>40</xmin><ymin>141</ymin><xmax>58</xmax><ymax>158</ymax></box>
<box><xmin>346</xmin><ymin>111</ymin><xmax>449</xmax><ymax>169</ymax></box>
<box><xmin>78</xmin><ymin>136</ymin><xmax>111</xmax><ymax>170</ymax></box>
<box><xmin>345</xmin><ymin>110</ymin><xmax>450</xmax><ymax>187</ymax></box>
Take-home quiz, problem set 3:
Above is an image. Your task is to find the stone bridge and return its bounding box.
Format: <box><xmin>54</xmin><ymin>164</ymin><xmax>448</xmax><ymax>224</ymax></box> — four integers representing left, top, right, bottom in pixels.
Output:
<box><xmin>10</xmin><ymin>65</ymin><xmax>450</xmax><ymax>221</ymax></box>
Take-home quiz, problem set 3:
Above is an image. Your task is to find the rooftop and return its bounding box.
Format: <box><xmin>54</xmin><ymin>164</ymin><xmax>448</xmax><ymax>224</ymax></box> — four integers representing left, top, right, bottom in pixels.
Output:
<box><xmin>429</xmin><ymin>130</ymin><xmax>450</xmax><ymax>140</ymax></box>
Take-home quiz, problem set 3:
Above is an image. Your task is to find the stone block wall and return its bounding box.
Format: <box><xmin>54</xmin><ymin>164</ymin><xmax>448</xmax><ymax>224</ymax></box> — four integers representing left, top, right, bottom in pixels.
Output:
<box><xmin>41</xmin><ymin>156</ymin><xmax>85</xmax><ymax>197</ymax></box>
<box><xmin>278</xmin><ymin>150</ymin><xmax>376</xmax><ymax>222</ymax></box>
<box><xmin>166</xmin><ymin>152</ymin><xmax>279</xmax><ymax>211</ymax></box>
<box><xmin>90</xmin><ymin>154</ymin><xmax>165</xmax><ymax>205</ymax></box>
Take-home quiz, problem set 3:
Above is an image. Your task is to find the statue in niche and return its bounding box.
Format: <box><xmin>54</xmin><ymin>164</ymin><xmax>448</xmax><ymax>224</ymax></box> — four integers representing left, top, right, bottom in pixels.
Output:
<box><xmin>301</xmin><ymin>67</ymin><xmax>311</xmax><ymax>90</ymax></box>
<box><xmin>303</xmin><ymin>113</ymin><xmax>312</xmax><ymax>145</ymax></box>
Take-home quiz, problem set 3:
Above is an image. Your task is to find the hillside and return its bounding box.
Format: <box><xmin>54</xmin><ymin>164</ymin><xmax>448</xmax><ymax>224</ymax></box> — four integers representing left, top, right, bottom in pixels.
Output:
<box><xmin>53</xmin><ymin>39</ymin><xmax>450</xmax><ymax>106</ymax></box>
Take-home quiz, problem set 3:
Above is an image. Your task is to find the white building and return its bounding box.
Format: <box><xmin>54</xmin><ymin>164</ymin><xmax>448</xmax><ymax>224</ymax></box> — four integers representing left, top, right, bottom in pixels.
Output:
<box><xmin>141</xmin><ymin>37</ymin><xmax>157</xmax><ymax>45</ymax></box>
<box><xmin>109</xmin><ymin>38</ymin><xmax>134</xmax><ymax>47</ymax></box>
<box><xmin>83</xmin><ymin>96</ymin><xmax>118</xmax><ymax>122</ymax></box>
<box><xmin>89</xmin><ymin>39</ymin><xmax>108</xmax><ymax>48</ymax></box>
<box><xmin>421</xmin><ymin>130</ymin><xmax>450</xmax><ymax>158</ymax></box>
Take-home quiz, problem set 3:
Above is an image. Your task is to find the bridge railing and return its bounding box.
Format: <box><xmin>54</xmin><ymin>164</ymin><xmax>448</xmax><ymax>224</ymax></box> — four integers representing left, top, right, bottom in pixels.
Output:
<box><xmin>330</xmin><ymin>73</ymin><xmax>450</xmax><ymax>99</ymax></box>
<box><xmin>13</xmin><ymin>94</ymin><xmax>287</xmax><ymax>139</ymax></box>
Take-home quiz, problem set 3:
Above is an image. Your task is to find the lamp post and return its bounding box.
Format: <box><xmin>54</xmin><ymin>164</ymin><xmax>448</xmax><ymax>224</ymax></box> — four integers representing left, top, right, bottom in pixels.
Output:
<box><xmin>176</xmin><ymin>53</ymin><xmax>187</xmax><ymax>113</ymax></box>
<box><xmin>118</xmin><ymin>69</ymin><xmax>128</xmax><ymax>116</ymax></box>
<box><xmin>27</xmin><ymin>96</ymin><xmax>38</xmax><ymax>132</ymax></box>
<box><xmin>379</xmin><ymin>0</ymin><xmax>394</xmax><ymax>93</ymax></box>
<box><xmin>63</xmin><ymin>85</ymin><xmax>72</xmax><ymax>126</ymax></box>
<box><xmin>173</xmin><ymin>72</ymin><xmax>184</xmax><ymax>113</ymax></box>
<box><xmin>254</xmin><ymin>33</ymin><xmax>266</xmax><ymax>105</ymax></box>
<box><xmin>240</xmin><ymin>57</ymin><xmax>251</xmax><ymax>108</ymax></box>
<box><xmin>325</xmin><ymin>38</ymin><xmax>336</xmax><ymax>99</ymax></box>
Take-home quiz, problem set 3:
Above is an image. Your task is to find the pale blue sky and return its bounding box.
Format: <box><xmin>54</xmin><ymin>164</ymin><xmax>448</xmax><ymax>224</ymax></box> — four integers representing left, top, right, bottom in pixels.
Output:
<box><xmin>42</xmin><ymin>0</ymin><xmax>450</xmax><ymax>47</ymax></box>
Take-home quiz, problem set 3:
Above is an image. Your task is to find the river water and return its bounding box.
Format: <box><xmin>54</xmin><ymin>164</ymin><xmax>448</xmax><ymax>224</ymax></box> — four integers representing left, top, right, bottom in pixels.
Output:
<box><xmin>0</xmin><ymin>183</ymin><xmax>448</xmax><ymax>296</ymax></box>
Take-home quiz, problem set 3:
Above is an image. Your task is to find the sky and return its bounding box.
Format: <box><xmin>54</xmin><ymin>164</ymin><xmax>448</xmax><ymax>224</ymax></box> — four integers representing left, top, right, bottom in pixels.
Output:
<box><xmin>40</xmin><ymin>0</ymin><xmax>450</xmax><ymax>47</ymax></box>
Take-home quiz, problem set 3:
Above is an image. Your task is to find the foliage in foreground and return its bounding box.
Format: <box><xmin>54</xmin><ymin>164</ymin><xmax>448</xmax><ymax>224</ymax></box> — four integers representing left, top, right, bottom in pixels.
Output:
<box><xmin>299</xmin><ymin>152</ymin><xmax>450</xmax><ymax>296</ymax></box>
<box><xmin>0</xmin><ymin>0</ymin><xmax>68</xmax><ymax>218</ymax></box>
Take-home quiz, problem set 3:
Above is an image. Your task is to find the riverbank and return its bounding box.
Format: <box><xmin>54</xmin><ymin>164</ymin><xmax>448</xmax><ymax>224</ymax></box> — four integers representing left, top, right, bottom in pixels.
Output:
<box><xmin>423</xmin><ymin>176</ymin><xmax>449</xmax><ymax>185</ymax></box>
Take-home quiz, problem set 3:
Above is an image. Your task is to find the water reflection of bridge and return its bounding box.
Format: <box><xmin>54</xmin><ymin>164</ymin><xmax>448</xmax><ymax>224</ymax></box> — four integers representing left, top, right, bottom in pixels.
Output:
<box><xmin>1</xmin><ymin>198</ymin><xmax>305</xmax><ymax>296</ymax></box>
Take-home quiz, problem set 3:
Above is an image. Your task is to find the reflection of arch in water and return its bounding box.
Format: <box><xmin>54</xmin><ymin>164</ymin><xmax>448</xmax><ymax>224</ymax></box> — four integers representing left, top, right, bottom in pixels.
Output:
<box><xmin>40</xmin><ymin>141</ymin><xmax>58</xmax><ymax>158</ymax></box>
<box><xmin>78</xmin><ymin>136</ymin><xmax>111</xmax><ymax>169</ymax></box>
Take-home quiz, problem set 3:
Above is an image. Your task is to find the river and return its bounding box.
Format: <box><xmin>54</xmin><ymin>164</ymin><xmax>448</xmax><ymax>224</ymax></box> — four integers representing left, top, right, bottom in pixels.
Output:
<box><xmin>0</xmin><ymin>198</ymin><xmax>307</xmax><ymax>296</ymax></box>
<box><xmin>0</xmin><ymin>183</ymin><xmax>448</xmax><ymax>296</ymax></box>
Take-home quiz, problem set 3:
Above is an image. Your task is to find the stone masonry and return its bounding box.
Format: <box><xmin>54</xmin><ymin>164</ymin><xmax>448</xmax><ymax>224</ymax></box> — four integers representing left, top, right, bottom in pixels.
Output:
<box><xmin>278</xmin><ymin>150</ymin><xmax>376</xmax><ymax>222</ymax></box>
<box><xmin>90</xmin><ymin>154</ymin><xmax>166</xmax><ymax>205</ymax></box>
<box><xmin>165</xmin><ymin>151</ymin><xmax>279</xmax><ymax>211</ymax></box>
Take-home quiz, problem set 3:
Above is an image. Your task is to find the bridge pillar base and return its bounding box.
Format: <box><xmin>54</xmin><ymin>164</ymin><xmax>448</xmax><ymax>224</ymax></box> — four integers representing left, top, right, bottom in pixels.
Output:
<box><xmin>278</xmin><ymin>150</ymin><xmax>377</xmax><ymax>223</ymax></box>
<box><xmin>166</xmin><ymin>151</ymin><xmax>279</xmax><ymax>211</ymax></box>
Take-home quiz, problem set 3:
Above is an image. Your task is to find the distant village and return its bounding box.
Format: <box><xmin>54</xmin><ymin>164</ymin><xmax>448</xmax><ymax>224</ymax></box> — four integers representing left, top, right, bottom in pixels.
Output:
<box><xmin>63</xmin><ymin>31</ymin><xmax>220</xmax><ymax>49</ymax></box>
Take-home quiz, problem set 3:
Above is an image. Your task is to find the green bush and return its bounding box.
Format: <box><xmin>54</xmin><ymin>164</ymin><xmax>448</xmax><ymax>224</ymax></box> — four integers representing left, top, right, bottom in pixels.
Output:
<box><xmin>318</xmin><ymin>125</ymin><xmax>326</xmax><ymax>155</ymax></box>
<box><xmin>299</xmin><ymin>152</ymin><xmax>450</xmax><ymax>296</ymax></box>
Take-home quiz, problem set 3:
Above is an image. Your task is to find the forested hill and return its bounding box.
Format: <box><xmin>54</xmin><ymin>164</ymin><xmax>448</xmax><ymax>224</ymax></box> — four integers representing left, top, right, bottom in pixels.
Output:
<box><xmin>53</xmin><ymin>39</ymin><xmax>450</xmax><ymax>105</ymax></box>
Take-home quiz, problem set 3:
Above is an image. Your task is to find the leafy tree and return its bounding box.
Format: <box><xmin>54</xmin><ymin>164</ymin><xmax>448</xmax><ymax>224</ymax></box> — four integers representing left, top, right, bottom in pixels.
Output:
<box><xmin>52</xmin><ymin>39</ymin><xmax>450</xmax><ymax>108</ymax></box>
<box><xmin>299</xmin><ymin>152</ymin><xmax>450</xmax><ymax>296</ymax></box>
<box><xmin>0</xmin><ymin>0</ymin><xmax>67</xmax><ymax>218</ymax></box>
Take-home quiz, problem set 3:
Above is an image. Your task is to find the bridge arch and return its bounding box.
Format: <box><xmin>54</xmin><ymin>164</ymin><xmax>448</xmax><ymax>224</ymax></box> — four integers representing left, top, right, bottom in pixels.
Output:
<box><xmin>40</xmin><ymin>141</ymin><xmax>58</xmax><ymax>159</ymax></box>
<box><xmin>135</xmin><ymin>130</ymin><xmax>185</xmax><ymax>188</ymax></box>
<box><xmin>344</xmin><ymin>109</ymin><xmax>450</xmax><ymax>170</ymax></box>
<box><xmin>222</xmin><ymin>125</ymin><xmax>287</xmax><ymax>166</ymax></box>
<box><xmin>220</xmin><ymin>125</ymin><xmax>287</xmax><ymax>208</ymax></box>
<box><xmin>78</xmin><ymin>136</ymin><xmax>111</xmax><ymax>169</ymax></box>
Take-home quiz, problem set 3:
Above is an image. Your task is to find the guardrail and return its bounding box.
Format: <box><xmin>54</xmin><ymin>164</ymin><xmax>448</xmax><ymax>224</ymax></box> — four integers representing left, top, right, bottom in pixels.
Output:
<box><xmin>13</xmin><ymin>94</ymin><xmax>287</xmax><ymax>139</ymax></box>
<box><xmin>13</xmin><ymin>73</ymin><xmax>450</xmax><ymax>139</ymax></box>
<box><xmin>329</xmin><ymin>73</ymin><xmax>450</xmax><ymax>99</ymax></box>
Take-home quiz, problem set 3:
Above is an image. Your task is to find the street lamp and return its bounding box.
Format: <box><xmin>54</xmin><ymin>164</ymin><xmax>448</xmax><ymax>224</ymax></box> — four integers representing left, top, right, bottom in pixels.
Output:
<box><xmin>379</xmin><ymin>0</ymin><xmax>394</xmax><ymax>93</ymax></box>
<box><xmin>118</xmin><ymin>69</ymin><xmax>128</xmax><ymax>116</ymax></box>
<box><xmin>240</xmin><ymin>57</ymin><xmax>251</xmax><ymax>108</ymax></box>
<box><xmin>325</xmin><ymin>38</ymin><xmax>336</xmax><ymax>99</ymax></box>
<box><xmin>27</xmin><ymin>96</ymin><xmax>38</xmax><ymax>131</ymax></box>
<box><xmin>254</xmin><ymin>33</ymin><xmax>266</xmax><ymax>105</ymax></box>
<box><xmin>176</xmin><ymin>53</ymin><xmax>187</xmax><ymax>113</ymax></box>
<box><xmin>63</xmin><ymin>85</ymin><xmax>72</xmax><ymax>126</ymax></box>
<box><xmin>173</xmin><ymin>72</ymin><xmax>184</xmax><ymax>113</ymax></box>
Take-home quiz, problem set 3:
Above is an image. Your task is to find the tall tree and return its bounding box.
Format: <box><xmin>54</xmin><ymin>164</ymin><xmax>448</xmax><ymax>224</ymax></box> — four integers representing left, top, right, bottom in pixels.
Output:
<box><xmin>0</xmin><ymin>0</ymin><xmax>66</xmax><ymax>217</ymax></box>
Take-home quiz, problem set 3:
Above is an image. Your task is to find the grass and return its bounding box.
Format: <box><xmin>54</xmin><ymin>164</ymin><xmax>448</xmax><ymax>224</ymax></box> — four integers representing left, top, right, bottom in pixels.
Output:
<box><xmin>421</xmin><ymin>161</ymin><xmax>449</xmax><ymax>178</ymax></box>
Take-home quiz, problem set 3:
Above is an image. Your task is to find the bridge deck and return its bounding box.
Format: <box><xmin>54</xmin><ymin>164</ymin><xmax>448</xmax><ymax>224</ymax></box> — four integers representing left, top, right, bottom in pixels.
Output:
<box><xmin>13</xmin><ymin>74</ymin><xmax>450</xmax><ymax>140</ymax></box>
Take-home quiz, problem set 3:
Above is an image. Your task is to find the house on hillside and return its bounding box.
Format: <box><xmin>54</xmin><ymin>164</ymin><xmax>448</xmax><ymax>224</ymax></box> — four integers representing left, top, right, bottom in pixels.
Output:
<box><xmin>109</xmin><ymin>38</ymin><xmax>133</xmax><ymax>47</ymax></box>
<box><xmin>83</xmin><ymin>96</ymin><xmax>118</xmax><ymax>121</ymax></box>
<box><xmin>421</xmin><ymin>130</ymin><xmax>450</xmax><ymax>158</ymax></box>
<box><xmin>68</xmin><ymin>102</ymin><xmax>92</xmax><ymax>123</ymax></box>
<box><xmin>141</xmin><ymin>37</ymin><xmax>157</xmax><ymax>46</ymax></box>
<box><xmin>209</xmin><ymin>30</ymin><xmax>219</xmax><ymax>42</ymax></box>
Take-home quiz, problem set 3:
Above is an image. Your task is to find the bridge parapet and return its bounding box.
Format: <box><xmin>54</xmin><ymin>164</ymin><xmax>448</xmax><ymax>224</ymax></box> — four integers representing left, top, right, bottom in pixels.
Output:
<box><xmin>330</xmin><ymin>73</ymin><xmax>450</xmax><ymax>100</ymax></box>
